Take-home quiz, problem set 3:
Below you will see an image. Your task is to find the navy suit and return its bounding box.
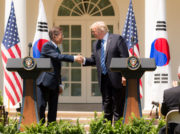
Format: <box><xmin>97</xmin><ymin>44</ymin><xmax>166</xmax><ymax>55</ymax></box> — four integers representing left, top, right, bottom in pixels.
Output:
<box><xmin>84</xmin><ymin>33</ymin><xmax>129</xmax><ymax>122</ymax></box>
<box><xmin>37</xmin><ymin>41</ymin><xmax>74</xmax><ymax>123</ymax></box>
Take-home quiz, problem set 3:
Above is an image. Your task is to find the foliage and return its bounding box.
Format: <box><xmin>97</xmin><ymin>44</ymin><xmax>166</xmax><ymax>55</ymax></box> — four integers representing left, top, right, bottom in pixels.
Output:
<box><xmin>121</xmin><ymin>114</ymin><xmax>157</xmax><ymax>134</ymax></box>
<box><xmin>155</xmin><ymin>117</ymin><xmax>166</xmax><ymax>133</ymax></box>
<box><xmin>57</xmin><ymin>120</ymin><xmax>85</xmax><ymax>134</ymax></box>
<box><xmin>21</xmin><ymin>119</ymin><xmax>85</xmax><ymax>134</ymax></box>
<box><xmin>89</xmin><ymin>112</ymin><xmax>115</xmax><ymax>134</ymax></box>
<box><xmin>0</xmin><ymin>90</ymin><xmax>3</xmax><ymax>106</ymax></box>
<box><xmin>20</xmin><ymin>121</ymin><xmax>48</xmax><ymax>134</ymax></box>
<box><xmin>89</xmin><ymin>112</ymin><xmax>166</xmax><ymax>134</ymax></box>
<box><xmin>0</xmin><ymin>112</ymin><xmax>166</xmax><ymax>134</ymax></box>
<box><xmin>0</xmin><ymin>119</ymin><xmax>20</xmax><ymax>134</ymax></box>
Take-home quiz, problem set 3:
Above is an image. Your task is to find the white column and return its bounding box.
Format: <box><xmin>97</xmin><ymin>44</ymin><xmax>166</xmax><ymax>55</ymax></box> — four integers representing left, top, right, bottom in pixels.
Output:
<box><xmin>144</xmin><ymin>0</ymin><xmax>158</xmax><ymax>110</ymax></box>
<box><xmin>4</xmin><ymin>0</ymin><xmax>26</xmax><ymax>109</ymax></box>
<box><xmin>14</xmin><ymin>0</ymin><xmax>27</xmax><ymax>58</ymax></box>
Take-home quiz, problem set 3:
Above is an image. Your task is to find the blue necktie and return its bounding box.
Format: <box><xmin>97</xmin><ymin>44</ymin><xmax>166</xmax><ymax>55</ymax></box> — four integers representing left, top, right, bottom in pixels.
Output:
<box><xmin>56</xmin><ymin>47</ymin><xmax>61</xmax><ymax>54</ymax></box>
<box><xmin>100</xmin><ymin>40</ymin><xmax>107</xmax><ymax>74</ymax></box>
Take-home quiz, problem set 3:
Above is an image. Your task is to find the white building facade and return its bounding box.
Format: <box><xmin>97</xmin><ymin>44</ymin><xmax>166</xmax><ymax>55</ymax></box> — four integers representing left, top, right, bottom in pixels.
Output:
<box><xmin>0</xmin><ymin>0</ymin><xmax>180</xmax><ymax>111</ymax></box>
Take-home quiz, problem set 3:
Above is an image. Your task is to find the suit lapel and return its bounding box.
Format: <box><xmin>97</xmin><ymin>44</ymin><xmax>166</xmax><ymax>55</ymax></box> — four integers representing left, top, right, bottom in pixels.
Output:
<box><xmin>50</xmin><ymin>41</ymin><xmax>61</xmax><ymax>54</ymax></box>
<box><xmin>105</xmin><ymin>34</ymin><xmax>112</xmax><ymax>61</ymax></box>
<box><xmin>96</xmin><ymin>40</ymin><xmax>101</xmax><ymax>58</ymax></box>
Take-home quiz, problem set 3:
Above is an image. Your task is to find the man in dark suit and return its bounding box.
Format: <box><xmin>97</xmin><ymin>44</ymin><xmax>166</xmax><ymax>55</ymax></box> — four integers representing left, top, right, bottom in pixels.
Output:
<box><xmin>81</xmin><ymin>21</ymin><xmax>129</xmax><ymax>122</ymax></box>
<box><xmin>161</xmin><ymin>86</ymin><xmax>180</xmax><ymax>116</ymax></box>
<box><xmin>36</xmin><ymin>26</ymin><xmax>81</xmax><ymax>123</ymax></box>
<box><xmin>159</xmin><ymin>86</ymin><xmax>180</xmax><ymax>134</ymax></box>
<box><xmin>159</xmin><ymin>68</ymin><xmax>180</xmax><ymax>134</ymax></box>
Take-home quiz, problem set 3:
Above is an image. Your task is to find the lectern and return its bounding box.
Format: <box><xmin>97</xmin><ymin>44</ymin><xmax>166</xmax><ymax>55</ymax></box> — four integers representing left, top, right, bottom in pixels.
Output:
<box><xmin>110</xmin><ymin>57</ymin><xmax>156</xmax><ymax>123</ymax></box>
<box><xmin>6</xmin><ymin>58</ymin><xmax>51</xmax><ymax>128</ymax></box>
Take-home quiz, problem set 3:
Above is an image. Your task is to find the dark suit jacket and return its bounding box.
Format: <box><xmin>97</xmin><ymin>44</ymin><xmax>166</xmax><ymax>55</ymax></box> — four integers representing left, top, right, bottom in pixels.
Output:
<box><xmin>161</xmin><ymin>86</ymin><xmax>180</xmax><ymax>116</ymax></box>
<box><xmin>159</xmin><ymin>87</ymin><xmax>180</xmax><ymax>134</ymax></box>
<box><xmin>174</xmin><ymin>124</ymin><xmax>180</xmax><ymax>134</ymax></box>
<box><xmin>84</xmin><ymin>33</ymin><xmax>129</xmax><ymax>89</ymax></box>
<box><xmin>37</xmin><ymin>41</ymin><xmax>74</xmax><ymax>90</ymax></box>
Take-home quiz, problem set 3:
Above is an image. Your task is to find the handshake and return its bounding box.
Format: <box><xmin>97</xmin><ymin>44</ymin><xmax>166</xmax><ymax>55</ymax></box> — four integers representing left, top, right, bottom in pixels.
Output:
<box><xmin>74</xmin><ymin>54</ymin><xmax>84</xmax><ymax>64</ymax></box>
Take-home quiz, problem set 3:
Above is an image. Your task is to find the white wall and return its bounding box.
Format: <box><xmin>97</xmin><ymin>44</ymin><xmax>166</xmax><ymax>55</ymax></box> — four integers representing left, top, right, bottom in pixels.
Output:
<box><xmin>0</xmin><ymin>0</ymin><xmax>180</xmax><ymax>109</ymax></box>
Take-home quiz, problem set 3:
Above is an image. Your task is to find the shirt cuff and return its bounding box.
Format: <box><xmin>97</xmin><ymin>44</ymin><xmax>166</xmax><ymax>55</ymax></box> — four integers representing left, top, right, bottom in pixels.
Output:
<box><xmin>82</xmin><ymin>57</ymin><xmax>86</xmax><ymax>65</ymax></box>
<box><xmin>73</xmin><ymin>56</ymin><xmax>77</xmax><ymax>62</ymax></box>
<box><xmin>59</xmin><ymin>84</ymin><xmax>64</xmax><ymax>91</ymax></box>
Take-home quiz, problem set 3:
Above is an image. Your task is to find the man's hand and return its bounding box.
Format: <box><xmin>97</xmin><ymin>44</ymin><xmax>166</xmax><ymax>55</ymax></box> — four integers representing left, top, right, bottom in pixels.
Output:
<box><xmin>59</xmin><ymin>86</ymin><xmax>63</xmax><ymax>95</ymax></box>
<box><xmin>122</xmin><ymin>77</ymin><xmax>126</xmax><ymax>86</ymax></box>
<box><xmin>74</xmin><ymin>54</ymin><xmax>84</xmax><ymax>64</ymax></box>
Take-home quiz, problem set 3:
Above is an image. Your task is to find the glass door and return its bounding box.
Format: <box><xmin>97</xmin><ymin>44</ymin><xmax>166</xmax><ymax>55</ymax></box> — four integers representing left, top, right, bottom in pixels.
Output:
<box><xmin>57</xmin><ymin>21</ymin><xmax>86</xmax><ymax>103</ymax></box>
<box><xmin>55</xmin><ymin>20</ymin><xmax>118</xmax><ymax>103</ymax></box>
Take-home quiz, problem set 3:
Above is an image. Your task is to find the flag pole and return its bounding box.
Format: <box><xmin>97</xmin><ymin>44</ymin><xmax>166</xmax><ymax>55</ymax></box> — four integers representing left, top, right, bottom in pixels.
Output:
<box><xmin>131</xmin><ymin>36</ymin><xmax>135</xmax><ymax>56</ymax></box>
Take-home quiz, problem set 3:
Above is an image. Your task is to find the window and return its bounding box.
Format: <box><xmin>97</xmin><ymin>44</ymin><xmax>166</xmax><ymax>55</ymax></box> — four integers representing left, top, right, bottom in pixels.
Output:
<box><xmin>58</xmin><ymin>0</ymin><xmax>115</xmax><ymax>16</ymax></box>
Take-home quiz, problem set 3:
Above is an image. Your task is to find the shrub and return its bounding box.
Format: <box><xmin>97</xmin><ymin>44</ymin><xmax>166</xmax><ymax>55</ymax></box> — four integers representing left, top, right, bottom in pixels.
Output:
<box><xmin>0</xmin><ymin>119</ymin><xmax>20</xmax><ymax>134</ymax></box>
<box><xmin>0</xmin><ymin>112</ymin><xmax>166</xmax><ymax>134</ymax></box>
<box><xmin>89</xmin><ymin>112</ymin><xmax>115</xmax><ymax>134</ymax></box>
<box><xmin>57</xmin><ymin>120</ymin><xmax>85</xmax><ymax>134</ymax></box>
<box><xmin>89</xmin><ymin>112</ymin><xmax>166</xmax><ymax>134</ymax></box>
<box><xmin>21</xmin><ymin>119</ymin><xmax>85</xmax><ymax>134</ymax></box>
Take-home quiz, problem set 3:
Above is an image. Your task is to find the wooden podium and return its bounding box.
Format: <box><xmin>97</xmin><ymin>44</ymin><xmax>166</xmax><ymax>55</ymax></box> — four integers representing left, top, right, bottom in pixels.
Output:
<box><xmin>6</xmin><ymin>58</ymin><xmax>51</xmax><ymax>128</ymax></box>
<box><xmin>110</xmin><ymin>57</ymin><xmax>156</xmax><ymax>123</ymax></box>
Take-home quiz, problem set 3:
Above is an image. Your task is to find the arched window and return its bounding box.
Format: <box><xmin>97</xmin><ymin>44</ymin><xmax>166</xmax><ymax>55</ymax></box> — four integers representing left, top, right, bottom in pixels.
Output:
<box><xmin>58</xmin><ymin>0</ymin><xmax>115</xmax><ymax>16</ymax></box>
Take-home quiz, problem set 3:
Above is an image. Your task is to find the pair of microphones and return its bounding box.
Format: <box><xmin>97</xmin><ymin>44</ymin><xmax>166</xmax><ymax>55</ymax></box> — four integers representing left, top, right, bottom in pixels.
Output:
<box><xmin>152</xmin><ymin>101</ymin><xmax>159</xmax><ymax>107</ymax></box>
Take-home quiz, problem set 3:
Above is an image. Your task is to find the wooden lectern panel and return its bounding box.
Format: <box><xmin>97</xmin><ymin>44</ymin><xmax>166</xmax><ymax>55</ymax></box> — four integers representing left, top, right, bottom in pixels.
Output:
<box><xmin>19</xmin><ymin>79</ymin><xmax>39</xmax><ymax>129</ymax></box>
<box><xmin>123</xmin><ymin>79</ymin><xmax>142</xmax><ymax>124</ymax></box>
<box><xmin>6</xmin><ymin>58</ymin><xmax>52</xmax><ymax>129</ymax></box>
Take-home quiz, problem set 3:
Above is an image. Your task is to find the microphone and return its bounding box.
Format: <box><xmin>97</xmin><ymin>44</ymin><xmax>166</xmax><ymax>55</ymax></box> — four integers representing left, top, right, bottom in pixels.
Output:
<box><xmin>28</xmin><ymin>43</ymin><xmax>32</xmax><ymax>56</ymax></box>
<box><xmin>152</xmin><ymin>101</ymin><xmax>159</xmax><ymax>107</ymax></box>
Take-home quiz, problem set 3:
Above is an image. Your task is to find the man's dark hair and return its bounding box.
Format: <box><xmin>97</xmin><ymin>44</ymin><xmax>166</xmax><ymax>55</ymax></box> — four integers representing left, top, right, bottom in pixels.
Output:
<box><xmin>49</xmin><ymin>26</ymin><xmax>63</xmax><ymax>40</ymax></box>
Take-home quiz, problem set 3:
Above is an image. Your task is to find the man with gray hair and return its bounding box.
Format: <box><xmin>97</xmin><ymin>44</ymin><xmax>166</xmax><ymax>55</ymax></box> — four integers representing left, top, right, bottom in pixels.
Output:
<box><xmin>81</xmin><ymin>21</ymin><xmax>129</xmax><ymax>123</ymax></box>
<box><xmin>159</xmin><ymin>66</ymin><xmax>180</xmax><ymax>133</ymax></box>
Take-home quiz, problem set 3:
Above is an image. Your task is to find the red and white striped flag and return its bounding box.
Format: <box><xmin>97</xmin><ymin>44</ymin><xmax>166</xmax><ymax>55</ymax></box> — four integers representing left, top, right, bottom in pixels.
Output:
<box><xmin>1</xmin><ymin>1</ymin><xmax>22</xmax><ymax>105</ymax></box>
<box><xmin>122</xmin><ymin>0</ymin><xmax>143</xmax><ymax>98</ymax></box>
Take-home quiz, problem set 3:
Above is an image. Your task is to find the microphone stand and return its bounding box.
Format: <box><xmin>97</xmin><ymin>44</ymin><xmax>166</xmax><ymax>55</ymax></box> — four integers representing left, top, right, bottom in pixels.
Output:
<box><xmin>155</xmin><ymin>107</ymin><xmax>159</xmax><ymax>119</ymax></box>
<box><xmin>149</xmin><ymin>105</ymin><xmax>154</xmax><ymax>116</ymax></box>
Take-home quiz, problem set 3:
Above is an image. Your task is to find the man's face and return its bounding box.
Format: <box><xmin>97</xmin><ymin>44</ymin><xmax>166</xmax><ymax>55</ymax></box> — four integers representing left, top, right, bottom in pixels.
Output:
<box><xmin>91</xmin><ymin>28</ymin><xmax>104</xmax><ymax>39</ymax></box>
<box><xmin>54</xmin><ymin>32</ymin><xmax>63</xmax><ymax>44</ymax></box>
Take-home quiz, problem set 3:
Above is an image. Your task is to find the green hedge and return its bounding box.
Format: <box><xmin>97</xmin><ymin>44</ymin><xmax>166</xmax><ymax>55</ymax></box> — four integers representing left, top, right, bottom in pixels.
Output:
<box><xmin>0</xmin><ymin>113</ymin><xmax>165</xmax><ymax>134</ymax></box>
<box><xmin>89</xmin><ymin>113</ymin><xmax>165</xmax><ymax>134</ymax></box>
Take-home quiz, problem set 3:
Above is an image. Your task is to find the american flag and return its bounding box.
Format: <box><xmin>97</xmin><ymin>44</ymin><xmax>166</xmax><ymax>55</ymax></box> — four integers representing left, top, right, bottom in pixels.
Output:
<box><xmin>1</xmin><ymin>1</ymin><xmax>22</xmax><ymax>105</ymax></box>
<box><xmin>122</xmin><ymin>0</ymin><xmax>143</xmax><ymax>98</ymax></box>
